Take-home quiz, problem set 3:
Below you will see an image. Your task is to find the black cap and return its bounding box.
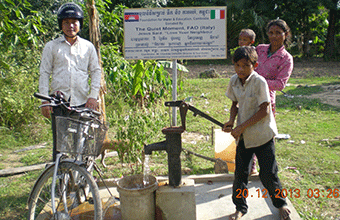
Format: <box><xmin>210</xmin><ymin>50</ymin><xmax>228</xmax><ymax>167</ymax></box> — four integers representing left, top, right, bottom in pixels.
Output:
<box><xmin>57</xmin><ymin>2</ymin><xmax>84</xmax><ymax>30</ymax></box>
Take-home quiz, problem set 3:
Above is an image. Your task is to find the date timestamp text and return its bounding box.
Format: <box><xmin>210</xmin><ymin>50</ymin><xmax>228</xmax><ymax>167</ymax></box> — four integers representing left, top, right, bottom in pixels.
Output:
<box><xmin>236</xmin><ymin>188</ymin><xmax>339</xmax><ymax>199</ymax></box>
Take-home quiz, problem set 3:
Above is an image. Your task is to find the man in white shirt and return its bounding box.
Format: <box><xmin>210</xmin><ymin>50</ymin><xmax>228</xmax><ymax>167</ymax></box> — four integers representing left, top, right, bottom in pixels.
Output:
<box><xmin>38</xmin><ymin>2</ymin><xmax>102</xmax><ymax>160</ymax></box>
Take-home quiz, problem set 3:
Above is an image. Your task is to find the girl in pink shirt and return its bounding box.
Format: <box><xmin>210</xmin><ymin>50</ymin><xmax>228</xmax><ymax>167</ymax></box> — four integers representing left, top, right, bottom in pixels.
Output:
<box><xmin>255</xmin><ymin>19</ymin><xmax>294</xmax><ymax>115</ymax></box>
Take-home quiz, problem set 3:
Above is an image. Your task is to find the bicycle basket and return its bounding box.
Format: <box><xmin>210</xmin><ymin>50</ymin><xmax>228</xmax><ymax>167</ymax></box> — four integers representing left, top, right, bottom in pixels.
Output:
<box><xmin>56</xmin><ymin>116</ymin><xmax>108</xmax><ymax>157</ymax></box>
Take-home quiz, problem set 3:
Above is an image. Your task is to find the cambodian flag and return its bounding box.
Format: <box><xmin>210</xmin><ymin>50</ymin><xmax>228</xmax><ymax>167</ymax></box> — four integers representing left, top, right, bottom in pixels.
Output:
<box><xmin>210</xmin><ymin>9</ymin><xmax>225</xmax><ymax>19</ymax></box>
<box><xmin>124</xmin><ymin>13</ymin><xmax>139</xmax><ymax>22</ymax></box>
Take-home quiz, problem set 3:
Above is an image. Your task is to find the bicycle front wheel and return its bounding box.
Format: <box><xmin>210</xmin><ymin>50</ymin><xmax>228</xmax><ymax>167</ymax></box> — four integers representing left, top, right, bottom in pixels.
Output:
<box><xmin>27</xmin><ymin>161</ymin><xmax>103</xmax><ymax>220</ymax></box>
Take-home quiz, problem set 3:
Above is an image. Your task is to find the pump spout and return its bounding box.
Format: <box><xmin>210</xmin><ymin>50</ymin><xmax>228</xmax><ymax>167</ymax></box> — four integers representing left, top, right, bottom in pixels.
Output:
<box><xmin>144</xmin><ymin>141</ymin><xmax>167</xmax><ymax>155</ymax></box>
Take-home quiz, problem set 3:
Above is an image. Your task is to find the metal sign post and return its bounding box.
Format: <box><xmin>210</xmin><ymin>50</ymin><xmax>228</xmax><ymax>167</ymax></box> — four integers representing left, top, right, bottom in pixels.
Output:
<box><xmin>172</xmin><ymin>59</ymin><xmax>177</xmax><ymax>126</ymax></box>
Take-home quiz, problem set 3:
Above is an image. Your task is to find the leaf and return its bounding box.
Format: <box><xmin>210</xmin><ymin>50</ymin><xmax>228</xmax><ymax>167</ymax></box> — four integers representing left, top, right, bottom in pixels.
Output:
<box><xmin>5</xmin><ymin>0</ymin><xmax>16</xmax><ymax>7</ymax></box>
<box><xmin>144</xmin><ymin>69</ymin><xmax>150</xmax><ymax>78</ymax></box>
<box><xmin>160</xmin><ymin>88</ymin><xmax>164</xmax><ymax>97</ymax></box>
<box><xmin>155</xmin><ymin>69</ymin><xmax>162</xmax><ymax>83</ymax></box>
<box><xmin>177</xmin><ymin>63</ymin><xmax>189</xmax><ymax>72</ymax></box>
<box><xmin>32</xmin><ymin>23</ymin><xmax>38</xmax><ymax>33</ymax></box>
<box><xmin>134</xmin><ymin>60</ymin><xmax>145</xmax><ymax>73</ymax></box>
<box><xmin>0</xmin><ymin>60</ymin><xmax>10</xmax><ymax>69</ymax></box>
<box><xmin>132</xmin><ymin>61</ymin><xmax>144</xmax><ymax>96</ymax></box>
<box><xmin>14</xmin><ymin>35</ymin><xmax>19</xmax><ymax>45</ymax></box>
<box><xmin>158</xmin><ymin>61</ymin><xmax>189</xmax><ymax>72</ymax></box>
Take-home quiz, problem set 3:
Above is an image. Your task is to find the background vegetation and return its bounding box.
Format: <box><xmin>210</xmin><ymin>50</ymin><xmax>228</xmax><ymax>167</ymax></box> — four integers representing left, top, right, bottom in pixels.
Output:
<box><xmin>0</xmin><ymin>0</ymin><xmax>340</xmax><ymax>219</ymax></box>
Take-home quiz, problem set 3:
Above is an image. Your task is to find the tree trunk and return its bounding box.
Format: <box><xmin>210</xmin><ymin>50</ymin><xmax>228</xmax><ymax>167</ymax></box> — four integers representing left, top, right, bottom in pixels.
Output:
<box><xmin>86</xmin><ymin>0</ymin><xmax>107</xmax><ymax>123</ymax></box>
<box><xmin>324</xmin><ymin>9</ymin><xmax>337</xmax><ymax>59</ymax></box>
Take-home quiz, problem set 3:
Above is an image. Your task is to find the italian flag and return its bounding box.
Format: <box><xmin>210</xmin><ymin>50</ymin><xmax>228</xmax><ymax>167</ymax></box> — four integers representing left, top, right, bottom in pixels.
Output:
<box><xmin>210</xmin><ymin>9</ymin><xmax>225</xmax><ymax>19</ymax></box>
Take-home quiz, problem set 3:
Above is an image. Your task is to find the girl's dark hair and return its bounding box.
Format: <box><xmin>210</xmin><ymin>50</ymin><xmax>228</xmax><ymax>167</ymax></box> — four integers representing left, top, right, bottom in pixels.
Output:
<box><xmin>233</xmin><ymin>46</ymin><xmax>258</xmax><ymax>65</ymax></box>
<box><xmin>266</xmin><ymin>19</ymin><xmax>292</xmax><ymax>47</ymax></box>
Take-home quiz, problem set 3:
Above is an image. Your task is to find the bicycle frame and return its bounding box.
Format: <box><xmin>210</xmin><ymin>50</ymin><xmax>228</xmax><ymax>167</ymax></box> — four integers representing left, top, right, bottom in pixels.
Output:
<box><xmin>29</xmin><ymin>92</ymin><xmax>106</xmax><ymax>219</ymax></box>
<box><xmin>50</xmin><ymin>118</ymin><xmax>95</xmax><ymax>216</ymax></box>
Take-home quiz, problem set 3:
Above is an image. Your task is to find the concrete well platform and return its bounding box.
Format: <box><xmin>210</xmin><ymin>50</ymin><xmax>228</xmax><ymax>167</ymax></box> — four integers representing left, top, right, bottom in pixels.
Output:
<box><xmin>192</xmin><ymin>174</ymin><xmax>301</xmax><ymax>220</ymax></box>
<box><xmin>98</xmin><ymin>173</ymin><xmax>301</xmax><ymax>220</ymax></box>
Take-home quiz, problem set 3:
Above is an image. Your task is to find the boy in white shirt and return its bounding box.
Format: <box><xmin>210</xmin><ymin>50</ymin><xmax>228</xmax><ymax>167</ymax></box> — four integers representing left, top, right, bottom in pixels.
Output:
<box><xmin>223</xmin><ymin>46</ymin><xmax>291</xmax><ymax>220</ymax></box>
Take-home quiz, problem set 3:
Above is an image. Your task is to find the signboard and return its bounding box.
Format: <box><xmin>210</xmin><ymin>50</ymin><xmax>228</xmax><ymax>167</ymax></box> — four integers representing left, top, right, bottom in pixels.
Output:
<box><xmin>124</xmin><ymin>7</ymin><xmax>227</xmax><ymax>60</ymax></box>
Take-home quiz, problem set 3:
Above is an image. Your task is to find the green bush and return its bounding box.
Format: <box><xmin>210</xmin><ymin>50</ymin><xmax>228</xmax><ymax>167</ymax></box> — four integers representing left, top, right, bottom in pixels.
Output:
<box><xmin>101</xmin><ymin>43</ymin><xmax>172</xmax><ymax>107</ymax></box>
<box><xmin>0</xmin><ymin>48</ymin><xmax>41</xmax><ymax>129</ymax></box>
<box><xmin>108</xmin><ymin>104</ymin><xmax>169</xmax><ymax>163</ymax></box>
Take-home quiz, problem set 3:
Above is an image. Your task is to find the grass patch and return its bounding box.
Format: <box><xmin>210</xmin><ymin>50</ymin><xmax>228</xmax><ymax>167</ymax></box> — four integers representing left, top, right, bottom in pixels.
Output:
<box><xmin>288</xmin><ymin>76</ymin><xmax>340</xmax><ymax>86</ymax></box>
<box><xmin>287</xmin><ymin>85</ymin><xmax>324</xmax><ymax>96</ymax></box>
<box><xmin>19</xmin><ymin>149</ymin><xmax>51</xmax><ymax>166</ymax></box>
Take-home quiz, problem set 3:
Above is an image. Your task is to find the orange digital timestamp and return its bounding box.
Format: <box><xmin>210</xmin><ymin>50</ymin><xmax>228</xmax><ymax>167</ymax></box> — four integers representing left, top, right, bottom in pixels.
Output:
<box><xmin>306</xmin><ymin>188</ymin><xmax>339</xmax><ymax>198</ymax></box>
<box><xmin>235</xmin><ymin>188</ymin><xmax>302</xmax><ymax>199</ymax></box>
<box><xmin>235</xmin><ymin>188</ymin><xmax>340</xmax><ymax>199</ymax></box>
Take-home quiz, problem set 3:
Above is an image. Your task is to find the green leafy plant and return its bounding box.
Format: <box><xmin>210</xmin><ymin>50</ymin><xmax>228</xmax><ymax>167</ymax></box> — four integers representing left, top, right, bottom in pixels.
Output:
<box><xmin>0</xmin><ymin>0</ymin><xmax>46</xmax><ymax>60</ymax></box>
<box><xmin>96</xmin><ymin>3</ymin><xmax>126</xmax><ymax>48</ymax></box>
<box><xmin>101</xmin><ymin>44</ymin><xmax>172</xmax><ymax>107</ymax></box>
<box><xmin>0</xmin><ymin>48</ymin><xmax>41</xmax><ymax>129</ymax></box>
<box><xmin>131</xmin><ymin>60</ymin><xmax>172</xmax><ymax>106</ymax></box>
<box><xmin>109</xmin><ymin>105</ymin><xmax>168</xmax><ymax>163</ymax></box>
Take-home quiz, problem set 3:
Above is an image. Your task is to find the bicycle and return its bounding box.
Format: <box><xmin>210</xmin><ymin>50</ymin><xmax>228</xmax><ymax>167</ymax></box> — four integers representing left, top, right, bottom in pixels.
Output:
<box><xmin>27</xmin><ymin>92</ymin><xmax>114</xmax><ymax>220</ymax></box>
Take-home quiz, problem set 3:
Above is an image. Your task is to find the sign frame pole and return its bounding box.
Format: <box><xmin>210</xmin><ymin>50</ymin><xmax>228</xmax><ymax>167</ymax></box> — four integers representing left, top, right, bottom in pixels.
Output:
<box><xmin>172</xmin><ymin>59</ymin><xmax>177</xmax><ymax>126</ymax></box>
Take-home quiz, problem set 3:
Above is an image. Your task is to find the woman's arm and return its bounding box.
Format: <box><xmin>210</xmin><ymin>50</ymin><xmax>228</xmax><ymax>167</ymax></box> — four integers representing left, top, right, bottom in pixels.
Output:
<box><xmin>266</xmin><ymin>55</ymin><xmax>293</xmax><ymax>91</ymax></box>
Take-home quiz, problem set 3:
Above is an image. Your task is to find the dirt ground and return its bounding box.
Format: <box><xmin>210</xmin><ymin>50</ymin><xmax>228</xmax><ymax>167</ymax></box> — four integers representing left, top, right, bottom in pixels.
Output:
<box><xmin>185</xmin><ymin>59</ymin><xmax>340</xmax><ymax>107</ymax></box>
<box><xmin>306</xmin><ymin>84</ymin><xmax>340</xmax><ymax>107</ymax></box>
<box><xmin>185</xmin><ymin>60</ymin><xmax>340</xmax><ymax>79</ymax></box>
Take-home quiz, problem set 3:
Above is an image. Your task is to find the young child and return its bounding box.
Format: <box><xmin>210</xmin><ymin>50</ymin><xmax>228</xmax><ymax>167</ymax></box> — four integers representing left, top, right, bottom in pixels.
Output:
<box><xmin>238</xmin><ymin>29</ymin><xmax>256</xmax><ymax>47</ymax></box>
<box><xmin>238</xmin><ymin>28</ymin><xmax>258</xmax><ymax>175</ymax></box>
<box><xmin>223</xmin><ymin>46</ymin><xmax>291</xmax><ymax>220</ymax></box>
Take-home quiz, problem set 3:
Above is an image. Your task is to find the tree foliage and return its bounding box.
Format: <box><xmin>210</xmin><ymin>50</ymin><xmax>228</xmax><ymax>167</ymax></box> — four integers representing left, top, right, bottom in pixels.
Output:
<box><xmin>0</xmin><ymin>0</ymin><xmax>46</xmax><ymax>65</ymax></box>
<box><xmin>322</xmin><ymin>0</ymin><xmax>340</xmax><ymax>58</ymax></box>
<box><xmin>258</xmin><ymin>0</ymin><xmax>327</xmax><ymax>56</ymax></box>
<box><xmin>165</xmin><ymin>0</ymin><xmax>339</xmax><ymax>57</ymax></box>
<box><xmin>101</xmin><ymin>44</ymin><xmax>172</xmax><ymax>107</ymax></box>
<box><xmin>96</xmin><ymin>2</ymin><xmax>126</xmax><ymax>48</ymax></box>
<box><xmin>0</xmin><ymin>0</ymin><xmax>47</xmax><ymax>129</ymax></box>
<box><xmin>166</xmin><ymin>0</ymin><xmax>225</xmax><ymax>7</ymax></box>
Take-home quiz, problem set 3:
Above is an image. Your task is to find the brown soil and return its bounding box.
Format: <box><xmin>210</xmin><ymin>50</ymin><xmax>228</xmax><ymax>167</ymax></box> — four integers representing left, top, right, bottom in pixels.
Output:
<box><xmin>185</xmin><ymin>60</ymin><xmax>340</xmax><ymax>79</ymax></box>
<box><xmin>306</xmin><ymin>84</ymin><xmax>340</xmax><ymax>108</ymax></box>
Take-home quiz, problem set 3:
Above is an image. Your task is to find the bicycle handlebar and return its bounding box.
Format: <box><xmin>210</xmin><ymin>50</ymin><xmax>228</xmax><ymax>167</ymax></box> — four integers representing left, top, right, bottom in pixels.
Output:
<box><xmin>33</xmin><ymin>93</ymin><xmax>53</xmax><ymax>102</ymax></box>
<box><xmin>34</xmin><ymin>92</ymin><xmax>101</xmax><ymax>117</ymax></box>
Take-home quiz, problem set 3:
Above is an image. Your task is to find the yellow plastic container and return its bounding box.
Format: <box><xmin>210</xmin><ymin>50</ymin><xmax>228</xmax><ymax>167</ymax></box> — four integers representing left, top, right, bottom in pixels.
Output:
<box><xmin>214</xmin><ymin>129</ymin><xmax>236</xmax><ymax>172</ymax></box>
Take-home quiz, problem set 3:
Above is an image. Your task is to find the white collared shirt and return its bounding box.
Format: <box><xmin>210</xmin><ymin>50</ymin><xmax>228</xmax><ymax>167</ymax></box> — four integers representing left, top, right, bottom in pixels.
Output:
<box><xmin>39</xmin><ymin>35</ymin><xmax>102</xmax><ymax>106</ymax></box>
<box><xmin>225</xmin><ymin>71</ymin><xmax>278</xmax><ymax>148</ymax></box>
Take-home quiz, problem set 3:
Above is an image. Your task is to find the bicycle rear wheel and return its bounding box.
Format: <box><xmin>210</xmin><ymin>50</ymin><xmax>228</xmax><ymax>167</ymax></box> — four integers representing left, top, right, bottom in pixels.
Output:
<box><xmin>27</xmin><ymin>161</ymin><xmax>102</xmax><ymax>220</ymax></box>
